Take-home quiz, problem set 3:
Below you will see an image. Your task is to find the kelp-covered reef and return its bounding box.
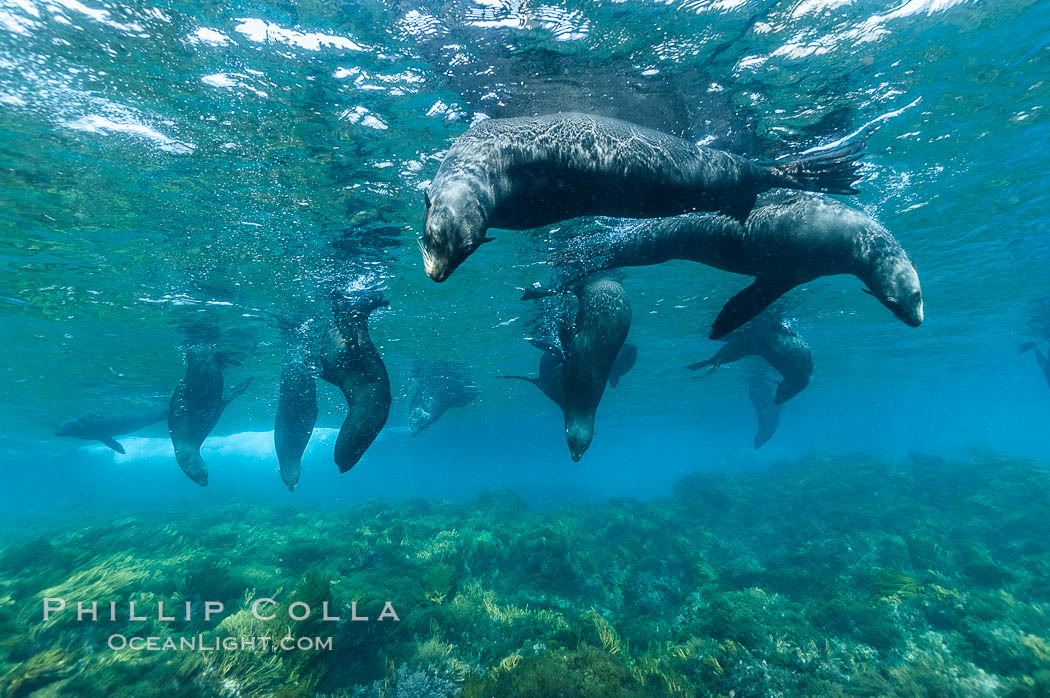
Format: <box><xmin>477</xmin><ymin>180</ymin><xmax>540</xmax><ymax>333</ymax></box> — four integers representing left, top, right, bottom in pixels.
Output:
<box><xmin>1</xmin><ymin>452</ymin><xmax>1049</xmax><ymax>697</ymax></box>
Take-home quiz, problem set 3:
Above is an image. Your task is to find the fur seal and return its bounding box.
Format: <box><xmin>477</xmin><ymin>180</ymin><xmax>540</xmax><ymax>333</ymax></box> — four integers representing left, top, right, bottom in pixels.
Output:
<box><xmin>274</xmin><ymin>342</ymin><xmax>318</xmax><ymax>492</ymax></box>
<box><xmin>319</xmin><ymin>291</ymin><xmax>391</xmax><ymax>473</ymax></box>
<box><xmin>408</xmin><ymin>362</ymin><xmax>479</xmax><ymax>436</ymax></box>
<box><xmin>1020</xmin><ymin>342</ymin><xmax>1050</xmax><ymax>390</ymax></box>
<box><xmin>687</xmin><ymin>317</ymin><xmax>812</xmax><ymax>404</ymax></box>
<box><xmin>168</xmin><ymin>346</ymin><xmax>253</xmax><ymax>486</ymax></box>
<box><xmin>748</xmin><ymin>369</ymin><xmax>784</xmax><ymax>450</ymax></box>
<box><xmin>55</xmin><ymin>407</ymin><xmax>167</xmax><ymax>453</ymax></box>
<box><xmin>422</xmin><ymin>113</ymin><xmax>864</xmax><ymax>281</ymax></box>
<box><xmin>560</xmin><ymin>279</ymin><xmax>632</xmax><ymax>460</ymax></box>
<box><xmin>522</xmin><ymin>195</ymin><xmax>923</xmax><ymax>339</ymax></box>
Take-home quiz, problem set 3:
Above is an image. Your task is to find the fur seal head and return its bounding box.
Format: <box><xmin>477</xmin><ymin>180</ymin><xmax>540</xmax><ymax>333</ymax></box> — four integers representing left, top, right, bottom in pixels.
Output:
<box><xmin>422</xmin><ymin>187</ymin><xmax>489</xmax><ymax>282</ymax></box>
<box><xmin>862</xmin><ymin>241</ymin><xmax>923</xmax><ymax>327</ymax></box>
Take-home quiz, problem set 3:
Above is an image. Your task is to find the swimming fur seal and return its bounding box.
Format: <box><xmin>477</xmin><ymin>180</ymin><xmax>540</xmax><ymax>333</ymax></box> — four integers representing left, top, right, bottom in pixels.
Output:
<box><xmin>168</xmin><ymin>346</ymin><xmax>253</xmax><ymax>486</ymax></box>
<box><xmin>408</xmin><ymin>362</ymin><xmax>479</xmax><ymax>436</ymax></box>
<box><xmin>522</xmin><ymin>195</ymin><xmax>923</xmax><ymax>339</ymax></box>
<box><xmin>55</xmin><ymin>407</ymin><xmax>168</xmax><ymax>454</ymax></box>
<box><xmin>422</xmin><ymin>113</ymin><xmax>864</xmax><ymax>281</ymax></box>
<box><xmin>560</xmin><ymin>279</ymin><xmax>632</xmax><ymax>461</ymax></box>
<box><xmin>274</xmin><ymin>342</ymin><xmax>318</xmax><ymax>492</ymax></box>
<box><xmin>500</xmin><ymin>339</ymin><xmax>636</xmax><ymax>405</ymax></box>
<box><xmin>687</xmin><ymin>318</ymin><xmax>812</xmax><ymax>404</ymax></box>
<box><xmin>1019</xmin><ymin>342</ymin><xmax>1050</xmax><ymax>390</ymax></box>
<box><xmin>319</xmin><ymin>291</ymin><xmax>391</xmax><ymax>473</ymax></box>
<box><xmin>748</xmin><ymin>369</ymin><xmax>783</xmax><ymax>449</ymax></box>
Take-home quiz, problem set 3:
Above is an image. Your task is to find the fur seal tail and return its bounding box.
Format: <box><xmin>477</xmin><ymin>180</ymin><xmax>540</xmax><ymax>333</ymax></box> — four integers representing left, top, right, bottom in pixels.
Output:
<box><xmin>767</xmin><ymin>141</ymin><xmax>864</xmax><ymax>195</ymax></box>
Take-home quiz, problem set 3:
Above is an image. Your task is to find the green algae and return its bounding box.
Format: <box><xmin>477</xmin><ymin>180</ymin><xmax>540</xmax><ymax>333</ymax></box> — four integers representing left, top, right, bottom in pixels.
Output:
<box><xmin>0</xmin><ymin>451</ymin><xmax>1048</xmax><ymax>696</ymax></box>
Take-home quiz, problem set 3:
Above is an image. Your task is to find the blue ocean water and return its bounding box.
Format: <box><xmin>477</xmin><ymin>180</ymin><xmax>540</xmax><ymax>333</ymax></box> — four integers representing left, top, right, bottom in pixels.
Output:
<box><xmin>1</xmin><ymin>0</ymin><xmax>1050</xmax><ymax>695</ymax></box>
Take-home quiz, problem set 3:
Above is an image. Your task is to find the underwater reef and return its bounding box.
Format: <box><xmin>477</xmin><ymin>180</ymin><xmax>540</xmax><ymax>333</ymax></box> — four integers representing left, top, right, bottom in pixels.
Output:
<box><xmin>1</xmin><ymin>451</ymin><xmax>1049</xmax><ymax>697</ymax></box>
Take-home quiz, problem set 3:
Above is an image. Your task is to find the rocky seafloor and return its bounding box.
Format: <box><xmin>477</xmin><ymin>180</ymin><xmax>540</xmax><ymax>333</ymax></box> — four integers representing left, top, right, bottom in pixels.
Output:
<box><xmin>1</xmin><ymin>451</ymin><xmax>1048</xmax><ymax>697</ymax></box>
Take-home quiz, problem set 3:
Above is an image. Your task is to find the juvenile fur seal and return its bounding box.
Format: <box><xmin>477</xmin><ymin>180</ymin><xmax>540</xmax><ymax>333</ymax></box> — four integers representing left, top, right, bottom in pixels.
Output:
<box><xmin>560</xmin><ymin>279</ymin><xmax>632</xmax><ymax>461</ymax></box>
<box><xmin>522</xmin><ymin>195</ymin><xmax>923</xmax><ymax>339</ymax></box>
<box><xmin>55</xmin><ymin>407</ymin><xmax>167</xmax><ymax>453</ymax></box>
<box><xmin>748</xmin><ymin>369</ymin><xmax>784</xmax><ymax>450</ymax></box>
<box><xmin>407</xmin><ymin>362</ymin><xmax>479</xmax><ymax>436</ymax></box>
<box><xmin>687</xmin><ymin>318</ymin><xmax>812</xmax><ymax>404</ymax></box>
<box><xmin>1019</xmin><ymin>342</ymin><xmax>1050</xmax><ymax>390</ymax></box>
<box><xmin>168</xmin><ymin>346</ymin><xmax>253</xmax><ymax>486</ymax></box>
<box><xmin>274</xmin><ymin>342</ymin><xmax>318</xmax><ymax>492</ymax></box>
<box><xmin>422</xmin><ymin>113</ymin><xmax>863</xmax><ymax>281</ymax></box>
<box><xmin>319</xmin><ymin>291</ymin><xmax>391</xmax><ymax>473</ymax></box>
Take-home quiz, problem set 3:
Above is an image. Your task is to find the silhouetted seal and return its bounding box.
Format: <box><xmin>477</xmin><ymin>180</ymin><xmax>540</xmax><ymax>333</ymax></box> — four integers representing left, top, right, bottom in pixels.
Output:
<box><xmin>407</xmin><ymin>362</ymin><xmax>478</xmax><ymax>436</ymax></box>
<box><xmin>319</xmin><ymin>291</ymin><xmax>390</xmax><ymax>473</ymax></box>
<box><xmin>56</xmin><ymin>407</ymin><xmax>167</xmax><ymax>453</ymax></box>
<box><xmin>274</xmin><ymin>342</ymin><xmax>318</xmax><ymax>492</ymax></box>
<box><xmin>687</xmin><ymin>318</ymin><xmax>812</xmax><ymax>404</ymax></box>
<box><xmin>522</xmin><ymin>195</ymin><xmax>923</xmax><ymax>339</ymax></box>
<box><xmin>748</xmin><ymin>369</ymin><xmax>783</xmax><ymax>450</ymax></box>
<box><xmin>422</xmin><ymin>113</ymin><xmax>863</xmax><ymax>281</ymax></box>
<box><xmin>168</xmin><ymin>346</ymin><xmax>252</xmax><ymax>486</ymax></box>
<box><xmin>1020</xmin><ymin>342</ymin><xmax>1050</xmax><ymax>390</ymax></box>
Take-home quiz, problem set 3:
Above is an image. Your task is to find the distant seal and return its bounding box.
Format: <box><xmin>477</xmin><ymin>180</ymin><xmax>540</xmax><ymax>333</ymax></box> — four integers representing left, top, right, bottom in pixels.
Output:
<box><xmin>407</xmin><ymin>362</ymin><xmax>479</xmax><ymax>436</ymax></box>
<box><xmin>523</xmin><ymin>195</ymin><xmax>923</xmax><ymax>339</ymax></box>
<box><xmin>748</xmin><ymin>369</ymin><xmax>784</xmax><ymax>450</ymax></box>
<box><xmin>274</xmin><ymin>342</ymin><xmax>318</xmax><ymax>492</ymax></box>
<box><xmin>56</xmin><ymin>406</ymin><xmax>167</xmax><ymax>454</ymax></box>
<box><xmin>1020</xmin><ymin>342</ymin><xmax>1050</xmax><ymax>390</ymax></box>
<box><xmin>168</xmin><ymin>346</ymin><xmax>253</xmax><ymax>486</ymax></box>
<box><xmin>319</xmin><ymin>291</ymin><xmax>391</xmax><ymax>473</ymax></box>
<box><xmin>560</xmin><ymin>278</ymin><xmax>632</xmax><ymax>461</ymax></box>
<box><xmin>422</xmin><ymin>113</ymin><xmax>863</xmax><ymax>281</ymax></box>
<box><xmin>687</xmin><ymin>317</ymin><xmax>812</xmax><ymax>404</ymax></box>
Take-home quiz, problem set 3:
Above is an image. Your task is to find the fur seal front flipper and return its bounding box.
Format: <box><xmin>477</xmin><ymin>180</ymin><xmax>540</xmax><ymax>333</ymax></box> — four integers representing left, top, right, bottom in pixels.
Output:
<box><xmin>608</xmin><ymin>343</ymin><xmax>638</xmax><ymax>388</ymax></box>
<box><xmin>100</xmin><ymin>437</ymin><xmax>126</xmax><ymax>454</ymax></box>
<box><xmin>560</xmin><ymin>278</ymin><xmax>631</xmax><ymax>461</ymax></box>
<box><xmin>710</xmin><ymin>277</ymin><xmax>798</xmax><ymax>340</ymax></box>
<box><xmin>319</xmin><ymin>291</ymin><xmax>390</xmax><ymax>474</ymax></box>
<box><xmin>498</xmin><ymin>345</ymin><xmax>565</xmax><ymax>409</ymax></box>
<box><xmin>1020</xmin><ymin>342</ymin><xmax>1050</xmax><ymax>389</ymax></box>
<box><xmin>749</xmin><ymin>371</ymin><xmax>783</xmax><ymax>450</ymax></box>
<box><xmin>274</xmin><ymin>343</ymin><xmax>317</xmax><ymax>492</ymax></box>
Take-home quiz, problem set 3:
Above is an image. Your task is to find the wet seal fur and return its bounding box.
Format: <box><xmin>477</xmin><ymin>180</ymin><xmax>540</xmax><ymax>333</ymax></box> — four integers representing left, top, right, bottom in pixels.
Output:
<box><xmin>274</xmin><ymin>340</ymin><xmax>318</xmax><ymax>492</ymax></box>
<box><xmin>687</xmin><ymin>318</ymin><xmax>812</xmax><ymax>404</ymax></box>
<box><xmin>56</xmin><ymin>407</ymin><xmax>168</xmax><ymax>454</ymax></box>
<box><xmin>408</xmin><ymin>362</ymin><xmax>479</xmax><ymax>436</ymax></box>
<box><xmin>1020</xmin><ymin>342</ymin><xmax>1050</xmax><ymax>390</ymax></box>
<box><xmin>523</xmin><ymin>195</ymin><xmax>923</xmax><ymax>339</ymax></box>
<box><xmin>168</xmin><ymin>346</ymin><xmax>253</xmax><ymax>486</ymax></box>
<box><xmin>319</xmin><ymin>291</ymin><xmax>391</xmax><ymax>473</ymax></box>
<box><xmin>422</xmin><ymin>113</ymin><xmax>863</xmax><ymax>281</ymax></box>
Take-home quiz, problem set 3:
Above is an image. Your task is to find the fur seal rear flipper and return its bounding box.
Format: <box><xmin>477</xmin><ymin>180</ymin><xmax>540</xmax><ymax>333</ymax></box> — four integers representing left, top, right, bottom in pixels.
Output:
<box><xmin>168</xmin><ymin>347</ymin><xmax>248</xmax><ymax>486</ymax></box>
<box><xmin>1020</xmin><ymin>342</ymin><xmax>1050</xmax><ymax>389</ymax></box>
<box><xmin>274</xmin><ymin>343</ymin><xmax>317</xmax><ymax>492</ymax></box>
<box><xmin>523</xmin><ymin>196</ymin><xmax>921</xmax><ymax>340</ymax></box>
<box><xmin>560</xmin><ymin>279</ymin><xmax>632</xmax><ymax>461</ymax></box>
<box><xmin>422</xmin><ymin>113</ymin><xmax>864</xmax><ymax>281</ymax></box>
<box><xmin>319</xmin><ymin>291</ymin><xmax>390</xmax><ymax>473</ymax></box>
<box><xmin>55</xmin><ymin>407</ymin><xmax>168</xmax><ymax>453</ymax></box>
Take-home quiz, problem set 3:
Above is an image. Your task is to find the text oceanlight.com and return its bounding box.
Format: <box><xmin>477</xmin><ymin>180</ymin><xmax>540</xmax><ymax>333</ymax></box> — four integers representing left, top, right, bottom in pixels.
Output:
<box><xmin>108</xmin><ymin>635</ymin><xmax>333</xmax><ymax>652</ymax></box>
